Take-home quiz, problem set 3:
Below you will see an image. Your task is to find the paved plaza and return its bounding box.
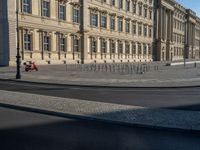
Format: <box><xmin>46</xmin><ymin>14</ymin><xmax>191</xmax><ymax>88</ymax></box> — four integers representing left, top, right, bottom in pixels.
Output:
<box><xmin>1</xmin><ymin>61</ymin><xmax>200</xmax><ymax>87</ymax></box>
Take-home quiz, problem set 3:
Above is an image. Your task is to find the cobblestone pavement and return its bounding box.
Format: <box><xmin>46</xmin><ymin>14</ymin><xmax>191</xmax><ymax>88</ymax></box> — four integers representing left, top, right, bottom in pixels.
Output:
<box><xmin>0</xmin><ymin>62</ymin><xmax>200</xmax><ymax>87</ymax></box>
<box><xmin>0</xmin><ymin>90</ymin><xmax>200</xmax><ymax>132</ymax></box>
<box><xmin>1</xmin><ymin>62</ymin><xmax>200</xmax><ymax>131</ymax></box>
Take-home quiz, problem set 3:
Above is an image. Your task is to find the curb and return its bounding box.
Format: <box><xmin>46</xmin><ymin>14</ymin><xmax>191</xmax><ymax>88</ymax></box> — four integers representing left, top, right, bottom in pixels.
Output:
<box><xmin>0</xmin><ymin>103</ymin><xmax>199</xmax><ymax>134</ymax></box>
<box><xmin>1</xmin><ymin>78</ymin><xmax>200</xmax><ymax>89</ymax></box>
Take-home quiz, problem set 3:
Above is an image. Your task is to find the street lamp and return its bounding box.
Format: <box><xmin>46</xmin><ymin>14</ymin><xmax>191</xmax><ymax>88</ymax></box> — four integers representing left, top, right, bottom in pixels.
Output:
<box><xmin>16</xmin><ymin>0</ymin><xmax>21</xmax><ymax>79</ymax></box>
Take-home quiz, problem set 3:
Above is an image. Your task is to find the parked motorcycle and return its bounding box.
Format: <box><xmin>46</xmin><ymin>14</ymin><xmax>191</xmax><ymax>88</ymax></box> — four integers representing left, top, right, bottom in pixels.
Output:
<box><xmin>24</xmin><ymin>61</ymin><xmax>38</xmax><ymax>72</ymax></box>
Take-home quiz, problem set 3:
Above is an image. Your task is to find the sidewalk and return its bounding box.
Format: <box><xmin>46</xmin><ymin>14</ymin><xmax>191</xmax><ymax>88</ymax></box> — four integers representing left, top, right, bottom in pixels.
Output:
<box><xmin>0</xmin><ymin>90</ymin><xmax>200</xmax><ymax>132</ymax></box>
<box><xmin>0</xmin><ymin>63</ymin><xmax>200</xmax><ymax>87</ymax></box>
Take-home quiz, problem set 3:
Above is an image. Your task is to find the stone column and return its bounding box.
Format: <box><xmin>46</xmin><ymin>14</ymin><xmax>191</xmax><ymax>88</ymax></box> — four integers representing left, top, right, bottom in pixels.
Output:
<box><xmin>163</xmin><ymin>7</ymin><xmax>166</xmax><ymax>40</ymax></box>
<box><xmin>122</xmin><ymin>41</ymin><xmax>125</xmax><ymax>54</ymax></box>
<box><xmin>146</xmin><ymin>44</ymin><xmax>149</xmax><ymax>59</ymax></box>
<box><xmin>135</xmin><ymin>43</ymin><xmax>138</xmax><ymax>57</ymax></box>
<box><xmin>129</xmin><ymin>42</ymin><xmax>132</xmax><ymax>55</ymax></box>
<box><xmin>97</xmin><ymin>37</ymin><xmax>100</xmax><ymax>53</ymax></box>
<box><xmin>107</xmin><ymin>38</ymin><xmax>110</xmax><ymax>53</ymax></box>
<box><xmin>67</xmin><ymin>34</ymin><xmax>72</xmax><ymax>52</ymax></box>
<box><xmin>115</xmin><ymin>40</ymin><xmax>118</xmax><ymax>54</ymax></box>
<box><xmin>141</xmin><ymin>43</ymin><xmax>143</xmax><ymax>59</ymax></box>
<box><xmin>51</xmin><ymin>31</ymin><xmax>56</xmax><ymax>51</ymax></box>
<box><xmin>129</xmin><ymin>0</ymin><xmax>132</xmax><ymax>13</ymax></box>
<box><xmin>159</xmin><ymin>7</ymin><xmax>162</xmax><ymax>39</ymax></box>
<box><xmin>107</xmin><ymin>15</ymin><xmax>110</xmax><ymax>30</ymax></box>
<box><xmin>171</xmin><ymin>11</ymin><xmax>174</xmax><ymax>41</ymax></box>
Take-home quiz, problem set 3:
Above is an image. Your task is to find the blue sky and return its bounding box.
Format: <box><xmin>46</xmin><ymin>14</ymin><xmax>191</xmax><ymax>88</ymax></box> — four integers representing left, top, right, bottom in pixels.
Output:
<box><xmin>176</xmin><ymin>0</ymin><xmax>200</xmax><ymax>17</ymax></box>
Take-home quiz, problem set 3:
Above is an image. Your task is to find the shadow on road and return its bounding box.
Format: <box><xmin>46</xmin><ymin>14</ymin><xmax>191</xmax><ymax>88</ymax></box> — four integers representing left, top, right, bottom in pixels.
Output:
<box><xmin>0</xmin><ymin>106</ymin><xmax>200</xmax><ymax>150</ymax></box>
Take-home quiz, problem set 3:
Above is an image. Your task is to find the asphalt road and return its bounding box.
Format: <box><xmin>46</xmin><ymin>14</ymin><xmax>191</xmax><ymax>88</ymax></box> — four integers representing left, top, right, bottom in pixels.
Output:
<box><xmin>1</xmin><ymin>106</ymin><xmax>200</xmax><ymax>150</ymax></box>
<box><xmin>0</xmin><ymin>80</ymin><xmax>200</xmax><ymax>111</ymax></box>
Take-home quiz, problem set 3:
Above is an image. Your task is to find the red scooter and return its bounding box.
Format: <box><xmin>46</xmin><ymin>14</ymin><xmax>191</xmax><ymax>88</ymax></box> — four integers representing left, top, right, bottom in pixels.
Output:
<box><xmin>24</xmin><ymin>61</ymin><xmax>38</xmax><ymax>72</ymax></box>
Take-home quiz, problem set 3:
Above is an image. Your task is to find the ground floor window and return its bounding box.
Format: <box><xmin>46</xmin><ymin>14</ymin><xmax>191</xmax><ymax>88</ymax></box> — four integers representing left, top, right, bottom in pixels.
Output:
<box><xmin>101</xmin><ymin>39</ymin><xmax>107</xmax><ymax>53</ymax></box>
<box><xmin>43</xmin><ymin>34</ymin><xmax>50</xmax><ymax>51</ymax></box>
<box><xmin>118</xmin><ymin>41</ymin><xmax>123</xmax><ymax>54</ymax></box>
<box><xmin>110</xmin><ymin>40</ymin><xmax>115</xmax><ymax>53</ymax></box>
<box><xmin>132</xmin><ymin>43</ymin><xmax>136</xmax><ymax>55</ymax></box>
<box><xmin>73</xmin><ymin>36</ymin><xmax>80</xmax><ymax>52</ymax></box>
<box><xmin>24</xmin><ymin>33</ymin><xmax>32</xmax><ymax>51</ymax></box>
<box><xmin>125</xmin><ymin>42</ymin><xmax>130</xmax><ymax>54</ymax></box>
<box><xmin>59</xmin><ymin>35</ymin><xmax>66</xmax><ymax>52</ymax></box>
<box><xmin>91</xmin><ymin>38</ymin><xmax>97</xmax><ymax>53</ymax></box>
<box><xmin>143</xmin><ymin>44</ymin><xmax>147</xmax><ymax>55</ymax></box>
<box><xmin>138</xmin><ymin>44</ymin><xmax>142</xmax><ymax>55</ymax></box>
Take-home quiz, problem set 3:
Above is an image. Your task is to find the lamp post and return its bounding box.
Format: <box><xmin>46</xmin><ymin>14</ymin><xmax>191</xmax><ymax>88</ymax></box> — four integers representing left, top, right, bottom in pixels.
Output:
<box><xmin>16</xmin><ymin>0</ymin><xmax>21</xmax><ymax>79</ymax></box>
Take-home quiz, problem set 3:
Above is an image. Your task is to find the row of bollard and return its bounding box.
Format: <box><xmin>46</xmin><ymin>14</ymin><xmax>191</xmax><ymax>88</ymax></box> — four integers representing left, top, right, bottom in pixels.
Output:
<box><xmin>66</xmin><ymin>63</ymin><xmax>159</xmax><ymax>75</ymax></box>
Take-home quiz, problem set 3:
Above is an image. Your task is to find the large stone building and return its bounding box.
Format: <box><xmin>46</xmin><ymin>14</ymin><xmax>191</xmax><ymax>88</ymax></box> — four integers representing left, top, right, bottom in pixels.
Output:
<box><xmin>0</xmin><ymin>0</ymin><xmax>200</xmax><ymax>66</ymax></box>
<box><xmin>153</xmin><ymin>0</ymin><xmax>200</xmax><ymax>61</ymax></box>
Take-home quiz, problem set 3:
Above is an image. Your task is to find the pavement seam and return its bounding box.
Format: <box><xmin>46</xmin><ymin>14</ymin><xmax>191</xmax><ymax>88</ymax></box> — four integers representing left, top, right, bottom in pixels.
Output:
<box><xmin>1</xmin><ymin>78</ymin><xmax>200</xmax><ymax>89</ymax></box>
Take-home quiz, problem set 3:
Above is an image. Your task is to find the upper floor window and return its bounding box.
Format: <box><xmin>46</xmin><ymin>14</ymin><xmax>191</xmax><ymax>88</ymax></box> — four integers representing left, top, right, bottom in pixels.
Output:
<box><xmin>132</xmin><ymin>23</ymin><xmax>136</xmax><ymax>35</ymax></box>
<box><xmin>125</xmin><ymin>20</ymin><xmax>130</xmax><ymax>33</ymax></box>
<box><xmin>149</xmin><ymin>10</ymin><xmax>152</xmax><ymax>19</ymax></box>
<box><xmin>73</xmin><ymin>8</ymin><xmax>79</xmax><ymax>23</ymax></box>
<box><xmin>91</xmin><ymin>12</ymin><xmax>98</xmax><ymax>27</ymax></box>
<box><xmin>118</xmin><ymin>18</ymin><xmax>123</xmax><ymax>32</ymax></box>
<box><xmin>126</xmin><ymin>0</ymin><xmax>130</xmax><ymax>12</ymax></box>
<box><xmin>101</xmin><ymin>15</ymin><xmax>107</xmax><ymax>28</ymax></box>
<box><xmin>22</xmin><ymin>0</ymin><xmax>32</xmax><ymax>13</ymax></box>
<box><xmin>119</xmin><ymin>0</ymin><xmax>123</xmax><ymax>9</ymax></box>
<box><xmin>58</xmin><ymin>4</ymin><xmax>66</xmax><ymax>20</ymax></box>
<box><xmin>110</xmin><ymin>0</ymin><xmax>115</xmax><ymax>6</ymax></box>
<box><xmin>110</xmin><ymin>16</ymin><xmax>115</xmax><ymax>30</ymax></box>
<box><xmin>144</xmin><ymin>7</ymin><xmax>148</xmax><ymax>18</ymax></box>
<box><xmin>132</xmin><ymin>1</ymin><xmax>137</xmax><ymax>14</ymax></box>
<box><xmin>143</xmin><ymin>26</ymin><xmax>147</xmax><ymax>37</ymax></box>
<box><xmin>139</xmin><ymin>3</ymin><xmax>142</xmax><ymax>16</ymax></box>
<box><xmin>42</xmin><ymin>0</ymin><xmax>50</xmax><ymax>17</ymax></box>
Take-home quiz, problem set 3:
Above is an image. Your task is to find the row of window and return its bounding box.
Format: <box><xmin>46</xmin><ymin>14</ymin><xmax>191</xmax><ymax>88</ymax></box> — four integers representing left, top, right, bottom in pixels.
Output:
<box><xmin>174</xmin><ymin>47</ymin><xmax>184</xmax><ymax>56</ymax></box>
<box><xmin>23</xmin><ymin>32</ymin><xmax>80</xmax><ymax>52</ymax></box>
<box><xmin>22</xmin><ymin>32</ymin><xmax>151</xmax><ymax>55</ymax></box>
<box><xmin>99</xmin><ymin>0</ymin><xmax>152</xmax><ymax>17</ymax></box>
<box><xmin>90</xmin><ymin>12</ymin><xmax>152</xmax><ymax>37</ymax></box>
<box><xmin>174</xmin><ymin>19</ymin><xmax>185</xmax><ymax>32</ymax></box>
<box><xmin>90</xmin><ymin>38</ymin><xmax>152</xmax><ymax>55</ymax></box>
<box><xmin>22</xmin><ymin>0</ymin><xmax>80</xmax><ymax>23</ymax></box>
<box><xmin>173</xmin><ymin>34</ymin><xmax>185</xmax><ymax>44</ymax></box>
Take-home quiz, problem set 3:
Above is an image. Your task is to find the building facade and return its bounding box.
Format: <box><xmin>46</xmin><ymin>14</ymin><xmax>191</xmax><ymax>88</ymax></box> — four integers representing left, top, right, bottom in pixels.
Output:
<box><xmin>0</xmin><ymin>0</ymin><xmax>200</xmax><ymax>66</ymax></box>
<box><xmin>154</xmin><ymin>0</ymin><xmax>200</xmax><ymax>61</ymax></box>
